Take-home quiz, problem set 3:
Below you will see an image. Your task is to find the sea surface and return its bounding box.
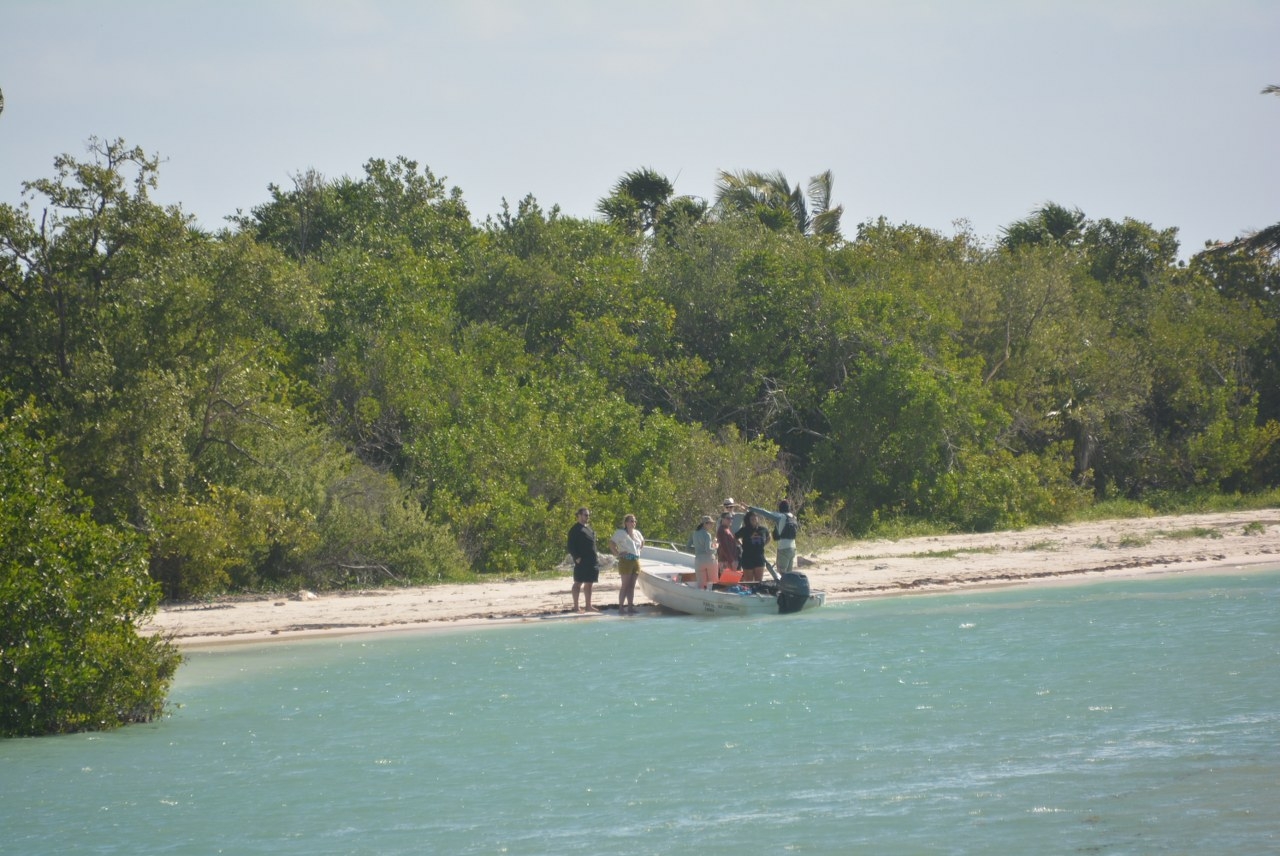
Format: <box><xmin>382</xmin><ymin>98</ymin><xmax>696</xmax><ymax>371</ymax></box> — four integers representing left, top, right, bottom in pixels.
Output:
<box><xmin>4</xmin><ymin>567</ymin><xmax>1279</xmax><ymax>855</ymax></box>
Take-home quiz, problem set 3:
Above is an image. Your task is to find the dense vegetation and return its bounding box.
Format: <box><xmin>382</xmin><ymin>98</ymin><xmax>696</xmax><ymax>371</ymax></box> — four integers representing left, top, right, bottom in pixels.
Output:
<box><xmin>1</xmin><ymin>395</ymin><xmax>180</xmax><ymax>736</ymax></box>
<box><xmin>2</xmin><ymin>137</ymin><xmax>1278</xmax><ymax>732</ymax></box>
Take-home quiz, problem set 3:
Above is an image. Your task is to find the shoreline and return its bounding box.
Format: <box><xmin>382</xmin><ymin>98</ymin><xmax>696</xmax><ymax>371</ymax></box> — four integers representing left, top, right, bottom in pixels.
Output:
<box><xmin>143</xmin><ymin>508</ymin><xmax>1280</xmax><ymax>648</ymax></box>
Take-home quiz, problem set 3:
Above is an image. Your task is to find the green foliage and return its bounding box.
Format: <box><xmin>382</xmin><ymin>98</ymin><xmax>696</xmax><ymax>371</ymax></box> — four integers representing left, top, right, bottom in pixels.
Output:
<box><xmin>1159</xmin><ymin>526</ymin><xmax>1222</xmax><ymax>541</ymax></box>
<box><xmin>713</xmin><ymin>169</ymin><xmax>844</xmax><ymax>242</ymax></box>
<box><xmin>0</xmin><ymin>397</ymin><xmax>180</xmax><ymax>737</ymax></box>
<box><xmin>239</xmin><ymin>157</ymin><xmax>473</xmax><ymax>262</ymax></box>
<box><xmin>149</xmin><ymin>485</ymin><xmax>318</xmax><ymax>599</ymax></box>
<box><xmin>1000</xmin><ymin>202</ymin><xmax>1086</xmax><ymax>251</ymax></box>
<box><xmin>812</xmin><ymin>334</ymin><xmax>1014</xmax><ymax>530</ymax></box>
<box><xmin>930</xmin><ymin>445</ymin><xmax>1091</xmax><ymax>531</ymax></box>
<box><xmin>8</xmin><ymin>136</ymin><xmax>1280</xmax><ymax>732</ymax></box>
<box><xmin>4</xmin><ymin>139</ymin><xmax>1280</xmax><ymax>616</ymax></box>
<box><xmin>597</xmin><ymin>167</ymin><xmax>691</xmax><ymax>240</ymax></box>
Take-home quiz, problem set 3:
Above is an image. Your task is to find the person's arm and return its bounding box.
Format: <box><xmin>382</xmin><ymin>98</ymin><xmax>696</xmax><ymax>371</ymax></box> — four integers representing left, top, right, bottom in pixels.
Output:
<box><xmin>749</xmin><ymin>506</ymin><xmax>785</xmax><ymax>530</ymax></box>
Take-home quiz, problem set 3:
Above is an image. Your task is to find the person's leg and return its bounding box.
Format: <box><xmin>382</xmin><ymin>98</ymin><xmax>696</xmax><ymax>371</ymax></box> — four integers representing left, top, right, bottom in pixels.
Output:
<box><xmin>776</xmin><ymin>548</ymin><xmax>795</xmax><ymax>576</ymax></box>
<box><xmin>572</xmin><ymin>580</ymin><xmax>582</xmax><ymax>611</ymax></box>
<box><xmin>698</xmin><ymin>560</ymin><xmax>716</xmax><ymax>589</ymax></box>
<box><xmin>583</xmin><ymin>581</ymin><xmax>594</xmax><ymax>611</ymax></box>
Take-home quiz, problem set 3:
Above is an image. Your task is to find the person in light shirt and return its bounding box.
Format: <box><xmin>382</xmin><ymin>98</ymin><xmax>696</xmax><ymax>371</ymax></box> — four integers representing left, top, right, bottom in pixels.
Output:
<box><xmin>690</xmin><ymin>515</ymin><xmax>718</xmax><ymax>589</ymax></box>
<box><xmin>609</xmin><ymin>513</ymin><xmax>644</xmax><ymax>614</ymax></box>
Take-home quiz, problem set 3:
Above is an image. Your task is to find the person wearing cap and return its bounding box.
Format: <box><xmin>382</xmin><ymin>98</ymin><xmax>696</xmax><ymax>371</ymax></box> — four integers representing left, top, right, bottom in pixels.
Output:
<box><xmin>722</xmin><ymin>497</ymin><xmax>745</xmax><ymax>532</ymax></box>
<box><xmin>691</xmin><ymin>515</ymin><xmax>718</xmax><ymax>589</ymax></box>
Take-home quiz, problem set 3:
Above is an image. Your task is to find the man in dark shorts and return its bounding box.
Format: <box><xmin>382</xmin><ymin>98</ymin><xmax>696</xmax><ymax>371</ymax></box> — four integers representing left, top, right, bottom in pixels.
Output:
<box><xmin>567</xmin><ymin>507</ymin><xmax>600</xmax><ymax>612</ymax></box>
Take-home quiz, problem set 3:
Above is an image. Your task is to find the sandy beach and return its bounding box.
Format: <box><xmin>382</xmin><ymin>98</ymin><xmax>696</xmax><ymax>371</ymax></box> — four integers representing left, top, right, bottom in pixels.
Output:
<box><xmin>143</xmin><ymin>509</ymin><xmax>1280</xmax><ymax>647</ymax></box>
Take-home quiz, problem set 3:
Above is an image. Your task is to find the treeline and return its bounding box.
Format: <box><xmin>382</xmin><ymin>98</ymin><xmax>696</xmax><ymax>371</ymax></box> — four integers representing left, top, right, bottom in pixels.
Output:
<box><xmin>4</xmin><ymin>140</ymin><xmax>1280</xmax><ymax>606</ymax></box>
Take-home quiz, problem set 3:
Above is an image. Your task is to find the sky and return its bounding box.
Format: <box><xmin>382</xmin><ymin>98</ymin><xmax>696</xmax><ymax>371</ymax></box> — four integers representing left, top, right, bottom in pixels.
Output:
<box><xmin>2</xmin><ymin>1</ymin><xmax>1277</xmax><ymax>257</ymax></box>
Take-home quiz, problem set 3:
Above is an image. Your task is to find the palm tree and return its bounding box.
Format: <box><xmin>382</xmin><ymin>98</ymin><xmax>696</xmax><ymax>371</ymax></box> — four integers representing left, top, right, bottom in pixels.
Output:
<box><xmin>598</xmin><ymin>167</ymin><xmax>708</xmax><ymax>243</ymax></box>
<box><xmin>713</xmin><ymin>169</ymin><xmax>843</xmax><ymax>242</ymax></box>
<box><xmin>1000</xmin><ymin>202</ymin><xmax>1087</xmax><ymax>251</ymax></box>
<box><xmin>597</xmin><ymin>168</ymin><xmax>675</xmax><ymax>238</ymax></box>
<box><xmin>1210</xmin><ymin>86</ymin><xmax>1280</xmax><ymax>256</ymax></box>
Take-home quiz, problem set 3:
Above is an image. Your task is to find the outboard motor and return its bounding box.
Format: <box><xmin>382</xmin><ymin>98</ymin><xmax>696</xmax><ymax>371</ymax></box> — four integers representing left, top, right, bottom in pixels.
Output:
<box><xmin>776</xmin><ymin>571</ymin><xmax>811</xmax><ymax>614</ymax></box>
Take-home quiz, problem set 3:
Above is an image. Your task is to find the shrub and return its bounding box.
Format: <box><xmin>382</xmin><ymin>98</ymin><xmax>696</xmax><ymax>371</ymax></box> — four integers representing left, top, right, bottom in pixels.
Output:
<box><xmin>1</xmin><ymin>398</ymin><xmax>180</xmax><ymax>737</ymax></box>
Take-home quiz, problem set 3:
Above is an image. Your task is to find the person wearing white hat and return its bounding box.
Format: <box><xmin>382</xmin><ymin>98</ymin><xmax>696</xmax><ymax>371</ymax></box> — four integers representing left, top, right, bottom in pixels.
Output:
<box><xmin>722</xmin><ymin>498</ymin><xmax>744</xmax><ymax>532</ymax></box>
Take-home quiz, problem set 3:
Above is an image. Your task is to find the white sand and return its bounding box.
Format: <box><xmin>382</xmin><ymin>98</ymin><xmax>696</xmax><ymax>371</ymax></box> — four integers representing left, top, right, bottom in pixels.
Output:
<box><xmin>143</xmin><ymin>509</ymin><xmax>1280</xmax><ymax>647</ymax></box>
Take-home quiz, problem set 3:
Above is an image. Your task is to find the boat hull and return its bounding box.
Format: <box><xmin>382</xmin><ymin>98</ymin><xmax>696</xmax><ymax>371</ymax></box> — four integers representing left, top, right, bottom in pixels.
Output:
<box><xmin>637</xmin><ymin>546</ymin><xmax>825</xmax><ymax>616</ymax></box>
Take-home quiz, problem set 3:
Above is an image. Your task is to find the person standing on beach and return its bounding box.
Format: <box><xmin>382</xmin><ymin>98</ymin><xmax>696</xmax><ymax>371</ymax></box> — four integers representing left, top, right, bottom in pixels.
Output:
<box><xmin>691</xmin><ymin>515</ymin><xmax>718</xmax><ymax>589</ymax></box>
<box><xmin>567</xmin><ymin>507</ymin><xmax>599</xmax><ymax>613</ymax></box>
<box><xmin>772</xmin><ymin>499</ymin><xmax>799</xmax><ymax>576</ymax></box>
<box><xmin>735</xmin><ymin>510</ymin><xmax>771</xmax><ymax>584</ymax></box>
<box><xmin>609</xmin><ymin>513</ymin><xmax>644</xmax><ymax>614</ymax></box>
<box><xmin>716</xmin><ymin>512</ymin><xmax>741</xmax><ymax>578</ymax></box>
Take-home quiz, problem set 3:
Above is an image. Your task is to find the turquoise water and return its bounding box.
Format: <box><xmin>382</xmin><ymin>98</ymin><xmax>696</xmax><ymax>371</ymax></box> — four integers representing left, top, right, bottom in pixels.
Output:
<box><xmin>4</xmin><ymin>568</ymin><xmax>1279</xmax><ymax>855</ymax></box>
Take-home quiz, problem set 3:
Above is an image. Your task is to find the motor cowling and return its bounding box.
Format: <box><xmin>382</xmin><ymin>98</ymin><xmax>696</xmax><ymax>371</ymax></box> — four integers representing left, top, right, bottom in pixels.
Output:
<box><xmin>776</xmin><ymin>571</ymin><xmax>811</xmax><ymax>614</ymax></box>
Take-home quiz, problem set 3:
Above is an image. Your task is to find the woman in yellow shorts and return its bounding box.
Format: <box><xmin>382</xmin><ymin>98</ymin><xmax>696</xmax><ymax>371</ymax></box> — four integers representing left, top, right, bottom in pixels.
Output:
<box><xmin>609</xmin><ymin>513</ymin><xmax>644</xmax><ymax>614</ymax></box>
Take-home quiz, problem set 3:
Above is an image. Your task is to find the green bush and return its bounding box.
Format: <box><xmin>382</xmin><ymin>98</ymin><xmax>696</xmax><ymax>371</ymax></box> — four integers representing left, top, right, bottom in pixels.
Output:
<box><xmin>1</xmin><ymin>398</ymin><xmax>180</xmax><ymax>737</ymax></box>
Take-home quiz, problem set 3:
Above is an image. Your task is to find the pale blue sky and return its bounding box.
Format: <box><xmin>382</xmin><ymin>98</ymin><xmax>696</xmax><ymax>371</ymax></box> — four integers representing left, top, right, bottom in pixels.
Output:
<box><xmin>2</xmin><ymin>1</ymin><xmax>1276</xmax><ymax>256</ymax></box>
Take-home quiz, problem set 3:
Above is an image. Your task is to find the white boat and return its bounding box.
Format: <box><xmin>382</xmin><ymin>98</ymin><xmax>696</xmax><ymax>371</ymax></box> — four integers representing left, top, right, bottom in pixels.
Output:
<box><xmin>637</xmin><ymin>544</ymin><xmax>825</xmax><ymax>617</ymax></box>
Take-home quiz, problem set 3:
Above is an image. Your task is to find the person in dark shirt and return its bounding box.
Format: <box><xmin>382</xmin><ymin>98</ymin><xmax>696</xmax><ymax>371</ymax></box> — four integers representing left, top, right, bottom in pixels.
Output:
<box><xmin>735</xmin><ymin>510</ymin><xmax>771</xmax><ymax>584</ymax></box>
<box><xmin>567</xmin><ymin>507</ymin><xmax>599</xmax><ymax>612</ymax></box>
<box><xmin>773</xmin><ymin>499</ymin><xmax>799</xmax><ymax>576</ymax></box>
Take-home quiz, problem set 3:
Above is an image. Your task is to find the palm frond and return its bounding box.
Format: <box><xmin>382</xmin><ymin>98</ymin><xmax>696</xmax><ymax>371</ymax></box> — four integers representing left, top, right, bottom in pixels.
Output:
<box><xmin>714</xmin><ymin>167</ymin><xmax>847</xmax><ymax>237</ymax></box>
<box><xmin>810</xmin><ymin>205</ymin><xmax>844</xmax><ymax>239</ymax></box>
<box><xmin>1199</xmin><ymin>86</ymin><xmax>1280</xmax><ymax>256</ymax></box>
<box><xmin>612</xmin><ymin>168</ymin><xmax>673</xmax><ymax>205</ymax></box>
<box><xmin>1206</xmin><ymin>223</ymin><xmax>1280</xmax><ymax>257</ymax></box>
<box><xmin>806</xmin><ymin>170</ymin><xmax>834</xmax><ymax>216</ymax></box>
